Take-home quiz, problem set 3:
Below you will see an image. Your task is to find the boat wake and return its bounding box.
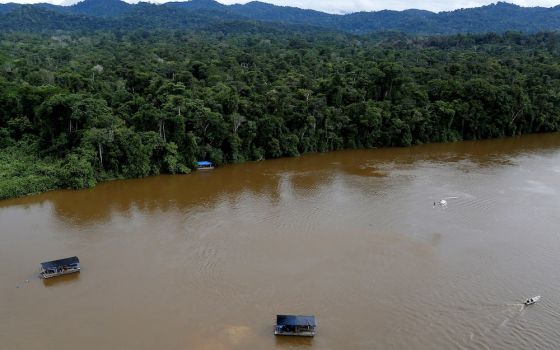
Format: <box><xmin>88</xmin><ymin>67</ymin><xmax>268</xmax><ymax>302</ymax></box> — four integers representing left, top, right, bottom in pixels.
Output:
<box><xmin>464</xmin><ymin>303</ymin><xmax>526</xmax><ymax>346</ymax></box>
<box><xmin>498</xmin><ymin>304</ymin><xmax>525</xmax><ymax>328</ymax></box>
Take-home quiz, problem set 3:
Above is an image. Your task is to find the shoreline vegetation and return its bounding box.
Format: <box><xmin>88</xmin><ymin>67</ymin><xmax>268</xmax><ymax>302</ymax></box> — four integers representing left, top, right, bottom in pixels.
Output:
<box><xmin>1</xmin><ymin>30</ymin><xmax>560</xmax><ymax>200</ymax></box>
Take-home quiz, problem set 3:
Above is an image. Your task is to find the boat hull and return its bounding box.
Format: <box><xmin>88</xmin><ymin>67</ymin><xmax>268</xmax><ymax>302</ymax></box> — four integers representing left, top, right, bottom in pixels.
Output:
<box><xmin>274</xmin><ymin>330</ymin><xmax>315</xmax><ymax>337</ymax></box>
<box><xmin>41</xmin><ymin>268</ymin><xmax>80</xmax><ymax>279</ymax></box>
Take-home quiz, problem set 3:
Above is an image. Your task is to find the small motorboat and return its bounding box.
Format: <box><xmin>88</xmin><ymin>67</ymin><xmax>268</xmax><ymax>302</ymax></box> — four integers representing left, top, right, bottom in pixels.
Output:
<box><xmin>524</xmin><ymin>296</ymin><xmax>541</xmax><ymax>305</ymax></box>
<box><xmin>433</xmin><ymin>196</ymin><xmax>458</xmax><ymax>207</ymax></box>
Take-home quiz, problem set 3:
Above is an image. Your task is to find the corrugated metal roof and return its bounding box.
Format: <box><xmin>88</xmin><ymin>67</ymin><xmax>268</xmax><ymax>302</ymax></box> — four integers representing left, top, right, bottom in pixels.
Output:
<box><xmin>276</xmin><ymin>315</ymin><xmax>316</xmax><ymax>326</ymax></box>
<box><xmin>40</xmin><ymin>256</ymin><xmax>80</xmax><ymax>269</ymax></box>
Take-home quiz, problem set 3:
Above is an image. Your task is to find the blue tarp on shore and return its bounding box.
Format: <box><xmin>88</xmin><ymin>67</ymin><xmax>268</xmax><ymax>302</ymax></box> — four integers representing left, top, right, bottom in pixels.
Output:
<box><xmin>197</xmin><ymin>161</ymin><xmax>213</xmax><ymax>167</ymax></box>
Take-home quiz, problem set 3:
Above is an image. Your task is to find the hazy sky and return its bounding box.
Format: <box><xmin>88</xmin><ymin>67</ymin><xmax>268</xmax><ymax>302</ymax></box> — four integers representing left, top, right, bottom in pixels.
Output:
<box><xmin>2</xmin><ymin>0</ymin><xmax>559</xmax><ymax>14</ymax></box>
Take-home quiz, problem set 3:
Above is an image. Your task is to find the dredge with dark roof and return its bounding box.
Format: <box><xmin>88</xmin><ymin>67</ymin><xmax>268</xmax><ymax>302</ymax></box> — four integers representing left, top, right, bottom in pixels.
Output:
<box><xmin>274</xmin><ymin>315</ymin><xmax>316</xmax><ymax>337</ymax></box>
<box><xmin>40</xmin><ymin>256</ymin><xmax>80</xmax><ymax>279</ymax></box>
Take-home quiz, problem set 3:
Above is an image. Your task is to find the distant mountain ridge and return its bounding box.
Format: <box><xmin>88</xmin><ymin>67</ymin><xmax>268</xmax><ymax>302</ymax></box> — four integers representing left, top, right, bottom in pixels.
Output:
<box><xmin>0</xmin><ymin>0</ymin><xmax>559</xmax><ymax>34</ymax></box>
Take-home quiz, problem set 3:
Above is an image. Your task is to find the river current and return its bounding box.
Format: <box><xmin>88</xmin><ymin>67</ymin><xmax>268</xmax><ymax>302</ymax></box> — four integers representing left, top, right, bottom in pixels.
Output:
<box><xmin>1</xmin><ymin>133</ymin><xmax>560</xmax><ymax>349</ymax></box>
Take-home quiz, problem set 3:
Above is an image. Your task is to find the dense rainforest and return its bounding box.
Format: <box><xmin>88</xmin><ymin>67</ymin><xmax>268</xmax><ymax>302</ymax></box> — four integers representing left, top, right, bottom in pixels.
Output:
<box><xmin>1</xmin><ymin>30</ymin><xmax>560</xmax><ymax>199</ymax></box>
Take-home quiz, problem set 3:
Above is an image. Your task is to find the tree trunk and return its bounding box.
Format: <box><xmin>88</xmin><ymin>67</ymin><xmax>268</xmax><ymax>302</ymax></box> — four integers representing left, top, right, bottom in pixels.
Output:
<box><xmin>98</xmin><ymin>142</ymin><xmax>103</xmax><ymax>167</ymax></box>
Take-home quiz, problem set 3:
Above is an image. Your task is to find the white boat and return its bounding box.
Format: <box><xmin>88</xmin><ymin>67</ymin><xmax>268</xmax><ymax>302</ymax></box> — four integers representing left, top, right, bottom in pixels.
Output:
<box><xmin>524</xmin><ymin>296</ymin><xmax>541</xmax><ymax>305</ymax></box>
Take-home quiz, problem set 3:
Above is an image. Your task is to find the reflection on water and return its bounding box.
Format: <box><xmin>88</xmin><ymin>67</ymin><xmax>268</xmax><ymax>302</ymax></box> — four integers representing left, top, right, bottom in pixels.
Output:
<box><xmin>1</xmin><ymin>133</ymin><xmax>560</xmax><ymax>350</ymax></box>
<box><xmin>42</xmin><ymin>273</ymin><xmax>81</xmax><ymax>288</ymax></box>
<box><xmin>275</xmin><ymin>336</ymin><xmax>314</xmax><ymax>347</ymax></box>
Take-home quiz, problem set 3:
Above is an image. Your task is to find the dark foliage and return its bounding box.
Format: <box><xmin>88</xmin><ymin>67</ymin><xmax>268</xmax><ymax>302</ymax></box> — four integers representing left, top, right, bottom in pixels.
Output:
<box><xmin>1</xmin><ymin>30</ymin><xmax>559</xmax><ymax>199</ymax></box>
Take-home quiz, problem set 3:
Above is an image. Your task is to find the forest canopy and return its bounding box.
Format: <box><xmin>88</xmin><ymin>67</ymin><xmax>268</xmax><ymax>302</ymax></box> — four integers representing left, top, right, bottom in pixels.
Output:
<box><xmin>1</xmin><ymin>30</ymin><xmax>560</xmax><ymax>199</ymax></box>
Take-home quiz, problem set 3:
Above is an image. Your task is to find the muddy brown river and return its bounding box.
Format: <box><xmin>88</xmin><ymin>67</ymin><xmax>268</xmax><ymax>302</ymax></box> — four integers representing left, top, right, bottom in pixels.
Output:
<box><xmin>2</xmin><ymin>133</ymin><xmax>560</xmax><ymax>349</ymax></box>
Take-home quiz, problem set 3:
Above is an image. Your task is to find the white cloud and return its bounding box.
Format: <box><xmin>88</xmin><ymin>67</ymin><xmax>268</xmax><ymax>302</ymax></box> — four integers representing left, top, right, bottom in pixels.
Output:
<box><xmin>1</xmin><ymin>0</ymin><xmax>558</xmax><ymax>13</ymax></box>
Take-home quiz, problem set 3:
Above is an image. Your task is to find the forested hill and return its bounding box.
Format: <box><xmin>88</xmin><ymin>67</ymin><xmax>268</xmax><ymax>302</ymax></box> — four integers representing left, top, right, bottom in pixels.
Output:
<box><xmin>0</xmin><ymin>0</ymin><xmax>560</xmax><ymax>34</ymax></box>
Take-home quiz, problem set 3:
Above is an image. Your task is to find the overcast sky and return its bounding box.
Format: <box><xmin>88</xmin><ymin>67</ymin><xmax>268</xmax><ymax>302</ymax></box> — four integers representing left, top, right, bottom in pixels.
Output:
<box><xmin>2</xmin><ymin>0</ymin><xmax>559</xmax><ymax>14</ymax></box>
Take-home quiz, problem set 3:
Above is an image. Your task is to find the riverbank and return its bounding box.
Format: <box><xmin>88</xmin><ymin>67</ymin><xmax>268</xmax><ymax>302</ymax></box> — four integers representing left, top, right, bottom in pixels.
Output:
<box><xmin>0</xmin><ymin>143</ymin><xmax>61</xmax><ymax>200</ymax></box>
<box><xmin>0</xmin><ymin>141</ymin><xmax>97</xmax><ymax>200</ymax></box>
<box><xmin>2</xmin><ymin>132</ymin><xmax>559</xmax><ymax>201</ymax></box>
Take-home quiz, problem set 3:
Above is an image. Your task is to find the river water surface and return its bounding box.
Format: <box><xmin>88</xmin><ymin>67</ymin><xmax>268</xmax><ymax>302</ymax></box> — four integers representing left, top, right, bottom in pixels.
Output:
<box><xmin>2</xmin><ymin>134</ymin><xmax>560</xmax><ymax>349</ymax></box>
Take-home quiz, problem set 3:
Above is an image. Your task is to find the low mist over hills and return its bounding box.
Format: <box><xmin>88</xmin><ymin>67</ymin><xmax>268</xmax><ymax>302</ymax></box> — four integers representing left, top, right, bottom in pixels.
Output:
<box><xmin>0</xmin><ymin>0</ymin><xmax>559</xmax><ymax>34</ymax></box>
